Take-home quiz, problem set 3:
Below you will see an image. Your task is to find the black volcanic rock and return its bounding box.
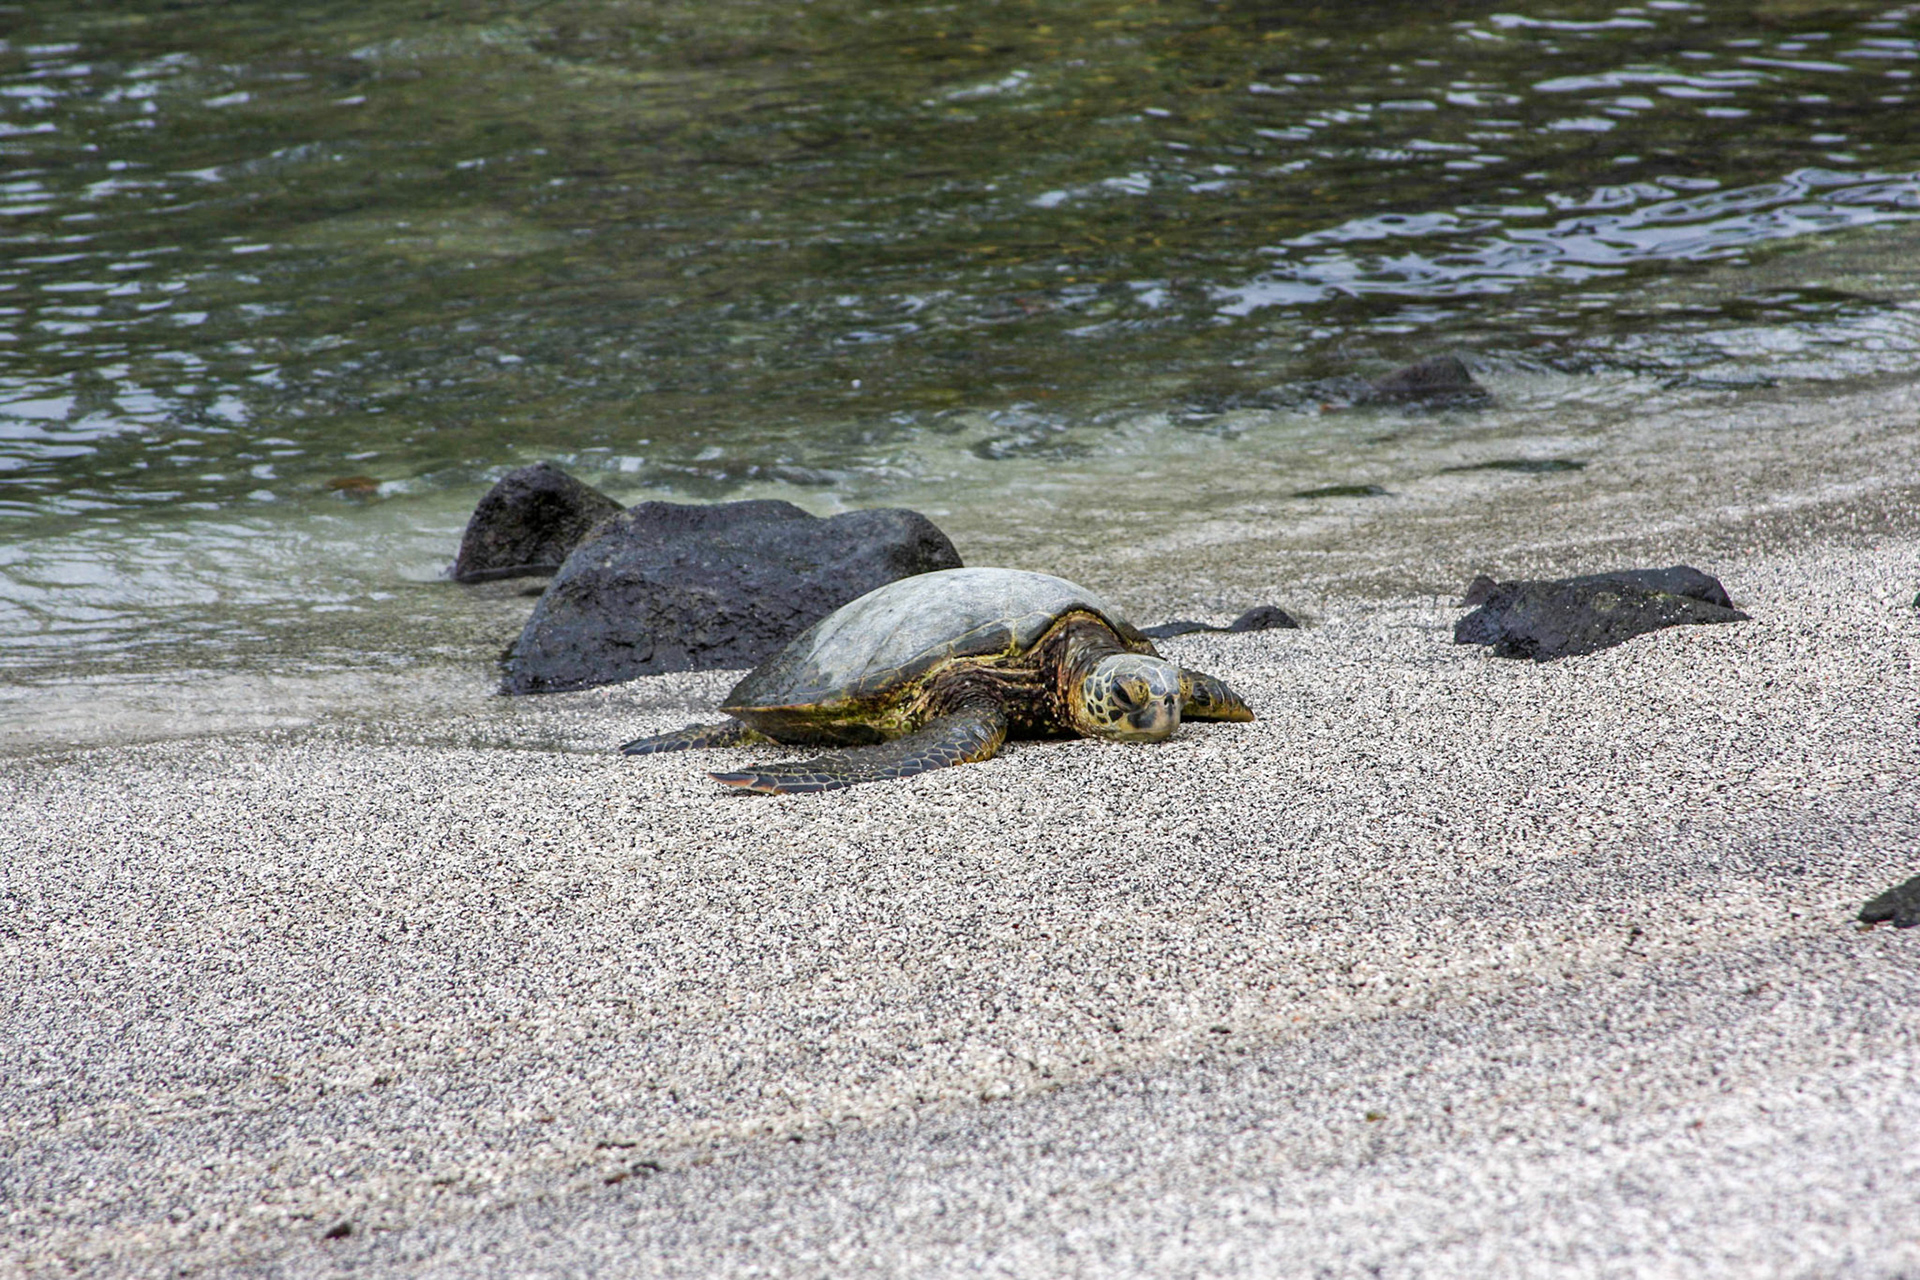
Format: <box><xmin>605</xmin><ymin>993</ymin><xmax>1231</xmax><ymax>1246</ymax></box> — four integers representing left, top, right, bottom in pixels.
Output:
<box><xmin>1454</xmin><ymin>566</ymin><xmax>1747</xmax><ymax>661</ymax></box>
<box><xmin>1860</xmin><ymin>874</ymin><xmax>1920</xmax><ymax>928</ymax></box>
<box><xmin>450</xmin><ymin>462</ymin><xmax>623</xmax><ymax>583</ymax></box>
<box><xmin>501</xmin><ymin>500</ymin><xmax>962</xmax><ymax>694</ymax></box>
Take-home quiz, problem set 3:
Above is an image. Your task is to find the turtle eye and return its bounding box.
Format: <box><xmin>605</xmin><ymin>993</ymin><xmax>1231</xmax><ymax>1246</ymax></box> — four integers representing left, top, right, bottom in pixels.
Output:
<box><xmin>1113</xmin><ymin>676</ymin><xmax>1150</xmax><ymax>710</ymax></box>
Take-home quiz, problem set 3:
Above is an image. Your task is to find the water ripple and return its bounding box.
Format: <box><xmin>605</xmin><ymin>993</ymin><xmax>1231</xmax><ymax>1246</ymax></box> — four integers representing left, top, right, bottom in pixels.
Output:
<box><xmin>1220</xmin><ymin>169</ymin><xmax>1920</xmax><ymax>313</ymax></box>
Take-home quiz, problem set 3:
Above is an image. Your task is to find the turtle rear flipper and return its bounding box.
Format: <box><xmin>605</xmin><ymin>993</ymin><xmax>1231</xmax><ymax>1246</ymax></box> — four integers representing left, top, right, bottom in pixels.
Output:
<box><xmin>1180</xmin><ymin>669</ymin><xmax>1255</xmax><ymax>722</ymax></box>
<box><xmin>711</xmin><ymin>704</ymin><xmax>1008</xmax><ymax>795</ymax></box>
<box><xmin>621</xmin><ymin>720</ymin><xmax>768</xmax><ymax>755</ymax></box>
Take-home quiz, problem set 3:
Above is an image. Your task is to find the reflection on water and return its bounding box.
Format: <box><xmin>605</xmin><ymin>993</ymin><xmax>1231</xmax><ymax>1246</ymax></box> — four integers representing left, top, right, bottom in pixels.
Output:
<box><xmin>1</xmin><ymin>0</ymin><xmax>1917</xmax><ymax>736</ymax></box>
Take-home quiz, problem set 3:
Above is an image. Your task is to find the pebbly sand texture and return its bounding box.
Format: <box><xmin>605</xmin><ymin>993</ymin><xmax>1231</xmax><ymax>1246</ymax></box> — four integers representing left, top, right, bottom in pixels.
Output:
<box><xmin>5</xmin><ymin>379</ymin><xmax>1920</xmax><ymax>1277</ymax></box>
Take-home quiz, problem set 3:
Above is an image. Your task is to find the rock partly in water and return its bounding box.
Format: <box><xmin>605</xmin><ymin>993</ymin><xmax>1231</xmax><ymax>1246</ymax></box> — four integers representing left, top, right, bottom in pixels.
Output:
<box><xmin>1454</xmin><ymin>566</ymin><xmax>1748</xmax><ymax>661</ymax></box>
<box><xmin>450</xmin><ymin>462</ymin><xmax>624</xmax><ymax>583</ymax></box>
<box><xmin>1860</xmin><ymin>874</ymin><xmax>1920</xmax><ymax>928</ymax></box>
<box><xmin>1357</xmin><ymin>354</ymin><xmax>1490</xmax><ymax>408</ymax></box>
<box><xmin>1236</xmin><ymin>353</ymin><xmax>1491</xmax><ymax>416</ymax></box>
<box><xmin>1140</xmin><ymin>605</ymin><xmax>1301</xmax><ymax>640</ymax></box>
<box><xmin>502</xmin><ymin>500</ymin><xmax>962</xmax><ymax>694</ymax></box>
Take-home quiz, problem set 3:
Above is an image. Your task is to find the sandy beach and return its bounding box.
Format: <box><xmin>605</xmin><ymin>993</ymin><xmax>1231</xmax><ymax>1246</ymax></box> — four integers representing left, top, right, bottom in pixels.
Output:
<box><xmin>5</xmin><ymin>374</ymin><xmax>1919</xmax><ymax>1277</ymax></box>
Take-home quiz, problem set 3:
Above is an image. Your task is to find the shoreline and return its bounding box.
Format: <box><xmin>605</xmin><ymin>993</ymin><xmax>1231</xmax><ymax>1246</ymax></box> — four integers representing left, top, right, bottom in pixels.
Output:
<box><xmin>7</xmin><ymin>370</ymin><xmax>1918</xmax><ymax>760</ymax></box>
<box><xmin>5</xmin><ymin>373</ymin><xmax>1919</xmax><ymax>1276</ymax></box>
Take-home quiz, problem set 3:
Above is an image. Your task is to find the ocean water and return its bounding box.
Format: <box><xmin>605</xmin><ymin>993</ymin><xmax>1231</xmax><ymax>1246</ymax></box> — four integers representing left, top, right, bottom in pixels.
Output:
<box><xmin>2</xmin><ymin>0</ymin><xmax>1917</xmax><ymax>745</ymax></box>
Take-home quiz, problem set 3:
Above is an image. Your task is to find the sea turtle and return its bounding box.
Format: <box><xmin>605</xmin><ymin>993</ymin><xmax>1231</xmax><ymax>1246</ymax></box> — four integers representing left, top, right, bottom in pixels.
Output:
<box><xmin>619</xmin><ymin>566</ymin><xmax>1255</xmax><ymax>794</ymax></box>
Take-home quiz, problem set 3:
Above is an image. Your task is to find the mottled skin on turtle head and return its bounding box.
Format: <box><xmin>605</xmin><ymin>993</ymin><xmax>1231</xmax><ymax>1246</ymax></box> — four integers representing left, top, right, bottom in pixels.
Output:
<box><xmin>1073</xmin><ymin>652</ymin><xmax>1183</xmax><ymax>741</ymax></box>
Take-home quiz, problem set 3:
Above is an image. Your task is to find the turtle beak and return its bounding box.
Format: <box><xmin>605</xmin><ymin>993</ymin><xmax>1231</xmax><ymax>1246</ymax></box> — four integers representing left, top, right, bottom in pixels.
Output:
<box><xmin>1111</xmin><ymin>674</ymin><xmax>1181</xmax><ymax>742</ymax></box>
<box><xmin>1121</xmin><ymin>701</ymin><xmax>1179</xmax><ymax>740</ymax></box>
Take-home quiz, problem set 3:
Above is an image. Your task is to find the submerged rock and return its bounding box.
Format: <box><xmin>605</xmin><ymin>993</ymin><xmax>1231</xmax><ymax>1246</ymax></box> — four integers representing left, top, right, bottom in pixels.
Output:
<box><xmin>450</xmin><ymin>462</ymin><xmax>623</xmax><ymax>583</ymax></box>
<box><xmin>1237</xmin><ymin>353</ymin><xmax>1491</xmax><ymax>416</ymax></box>
<box><xmin>1454</xmin><ymin>566</ymin><xmax>1747</xmax><ymax>661</ymax></box>
<box><xmin>326</xmin><ymin>474</ymin><xmax>382</xmax><ymax>497</ymax></box>
<box><xmin>1860</xmin><ymin>874</ymin><xmax>1920</xmax><ymax>928</ymax></box>
<box><xmin>1140</xmin><ymin>605</ymin><xmax>1300</xmax><ymax>640</ymax></box>
<box><xmin>502</xmin><ymin>499</ymin><xmax>962</xmax><ymax>694</ymax></box>
<box><xmin>1357</xmin><ymin>354</ymin><xmax>1490</xmax><ymax>408</ymax></box>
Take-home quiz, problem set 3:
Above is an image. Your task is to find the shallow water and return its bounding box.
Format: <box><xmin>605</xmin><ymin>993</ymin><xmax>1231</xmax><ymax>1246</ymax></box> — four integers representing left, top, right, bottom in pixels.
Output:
<box><xmin>2</xmin><ymin>0</ymin><xmax>1917</xmax><ymax>743</ymax></box>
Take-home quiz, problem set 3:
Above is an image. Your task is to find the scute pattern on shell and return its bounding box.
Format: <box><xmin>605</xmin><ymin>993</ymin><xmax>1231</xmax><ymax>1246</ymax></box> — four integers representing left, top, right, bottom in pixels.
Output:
<box><xmin>723</xmin><ymin>568</ymin><xmax>1141</xmax><ymax>712</ymax></box>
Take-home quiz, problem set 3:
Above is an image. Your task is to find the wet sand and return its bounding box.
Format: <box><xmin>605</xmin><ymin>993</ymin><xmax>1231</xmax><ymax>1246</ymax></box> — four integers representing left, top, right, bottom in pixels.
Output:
<box><xmin>4</xmin><ymin>375</ymin><xmax>1918</xmax><ymax>1277</ymax></box>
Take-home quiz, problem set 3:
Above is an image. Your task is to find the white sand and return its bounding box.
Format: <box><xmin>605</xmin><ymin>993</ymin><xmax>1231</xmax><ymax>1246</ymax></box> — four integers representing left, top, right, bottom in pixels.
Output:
<box><xmin>4</xmin><ymin>378</ymin><xmax>1919</xmax><ymax>1277</ymax></box>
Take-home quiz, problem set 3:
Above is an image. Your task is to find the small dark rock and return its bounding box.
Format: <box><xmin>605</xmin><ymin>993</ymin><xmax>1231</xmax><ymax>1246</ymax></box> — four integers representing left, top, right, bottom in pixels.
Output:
<box><xmin>502</xmin><ymin>500</ymin><xmax>962</xmax><ymax>694</ymax></box>
<box><xmin>1441</xmin><ymin>458</ymin><xmax>1586</xmax><ymax>474</ymax></box>
<box><xmin>1228</xmin><ymin>605</ymin><xmax>1298</xmax><ymax>632</ymax></box>
<box><xmin>1860</xmin><ymin>874</ymin><xmax>1920</xmax><ymax>928</ymax></box>
<box><xmin>1358</xmin><ymin>355</ymin><xmax>1490</xmax><ymax>408</ymax></box>
<box><xmin>1454</xmin><ymin>565</ymin><xmax>1748</xmax><ymax>660</ymax></box>
<box><xmin>1292</xmin><ymin>483</ymin><xmax>1391</xmax><ymax>500</ymax></box>
<box><xmin>604</xmin><ymin>1159</ymin><xmax>664</xmax><ymax>1186</ymax></box>
<box><xmin>450</xmin><ymin>462</ymin><xmax>624</xmax><ymax>584</ymax></box>
<box><xmin>1140</xmin><ymin>605</ymin><xmax>1300</xmax><ymax>640</ymax></box>
<box><xmin>323</xmin><ymin>1221</ymin><xmax>353</xmax><ymax>1241</ymax></box>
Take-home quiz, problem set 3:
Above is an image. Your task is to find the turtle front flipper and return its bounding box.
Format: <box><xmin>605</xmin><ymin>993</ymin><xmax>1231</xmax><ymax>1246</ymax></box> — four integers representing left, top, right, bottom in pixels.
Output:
<box><xmin>621</xmin><ymin>720</ymin><xmax>769</xmax><ymax>755</ymax></box>
<box><xmin>1179</xmin><ymin>669</ymin><xmax>1255</xmax><ymax>722</ymax></box>
<box><xmin>711</xmin><ymin>703</ymin><xmax>1009</xmax><ymax>795</ymax></box>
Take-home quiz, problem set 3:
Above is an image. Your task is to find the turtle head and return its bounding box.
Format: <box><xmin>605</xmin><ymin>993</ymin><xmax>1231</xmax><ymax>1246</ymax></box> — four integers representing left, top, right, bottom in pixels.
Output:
<box><xmin>1075</xmin><ymin>653</ymin><xmax>1182</xmax><ymax>742</ymax></box>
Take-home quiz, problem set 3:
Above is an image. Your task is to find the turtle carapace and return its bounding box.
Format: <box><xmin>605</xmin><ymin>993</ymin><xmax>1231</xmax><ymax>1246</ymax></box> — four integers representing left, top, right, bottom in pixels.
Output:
<box><xmin>619</xmin><ymin>567</ymin><xmax>1255</xmax><ymax>794</ymax></box>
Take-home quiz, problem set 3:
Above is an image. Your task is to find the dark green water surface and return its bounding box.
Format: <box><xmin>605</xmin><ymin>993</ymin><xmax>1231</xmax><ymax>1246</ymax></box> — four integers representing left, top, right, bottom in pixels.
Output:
<box><xmin>2</xmin><ymin>0</ymin><xmax>1917</xmax><ymax>736</ymax></box>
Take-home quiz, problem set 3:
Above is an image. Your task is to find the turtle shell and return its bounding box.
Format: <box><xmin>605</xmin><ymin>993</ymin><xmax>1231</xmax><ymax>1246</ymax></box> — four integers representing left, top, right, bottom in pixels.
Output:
<box><xmin>723</xmin><ymin>567</ymin><xmax>1149</xmax><ymax>721</ymax></box>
